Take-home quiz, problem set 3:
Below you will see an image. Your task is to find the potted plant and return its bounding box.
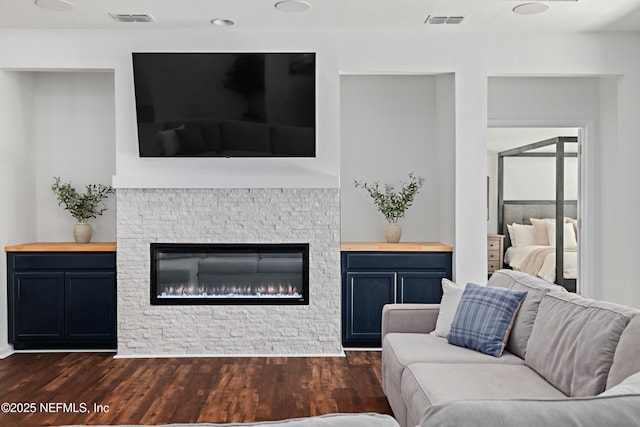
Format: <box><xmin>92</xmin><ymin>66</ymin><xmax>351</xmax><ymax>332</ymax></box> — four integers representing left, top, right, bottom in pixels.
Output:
<box><xmin>51</xmin><ymin>177</ymin><xmax>115</xmax><ymax>244</ymax></box>
<box><xmin>354</xmin><ymin>173</ymin><xmax>425</xmax><ymax>243</ymax></box>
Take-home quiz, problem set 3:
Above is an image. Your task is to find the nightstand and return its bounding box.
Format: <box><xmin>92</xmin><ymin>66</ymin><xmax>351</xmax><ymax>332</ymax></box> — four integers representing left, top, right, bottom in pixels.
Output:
<box><xmin>487</xmin><ymin>234</ymin><xmax>505</xmax><ymax>276</ymax></box>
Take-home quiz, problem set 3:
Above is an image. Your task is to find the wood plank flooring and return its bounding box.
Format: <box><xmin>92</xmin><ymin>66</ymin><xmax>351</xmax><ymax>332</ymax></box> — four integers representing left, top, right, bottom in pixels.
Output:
<box><xmin>0</xmin><ymin>351</ymin><xmax>392</xmax><ymax>426</ymax></box>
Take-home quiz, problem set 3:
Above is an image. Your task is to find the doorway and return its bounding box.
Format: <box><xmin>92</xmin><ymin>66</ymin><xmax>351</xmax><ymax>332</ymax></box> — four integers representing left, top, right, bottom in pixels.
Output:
<box><xmin>487</xmin><ymin>127</ymin><xmax>581</xmax><ymax>291</ymax></box>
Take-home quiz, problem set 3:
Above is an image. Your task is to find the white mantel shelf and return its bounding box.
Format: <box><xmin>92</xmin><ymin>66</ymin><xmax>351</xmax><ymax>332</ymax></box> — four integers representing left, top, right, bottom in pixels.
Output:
<box><xmin>112</xmin><ymin>174</ymin><xmax>340</xmax><ymax>189</ymax></box>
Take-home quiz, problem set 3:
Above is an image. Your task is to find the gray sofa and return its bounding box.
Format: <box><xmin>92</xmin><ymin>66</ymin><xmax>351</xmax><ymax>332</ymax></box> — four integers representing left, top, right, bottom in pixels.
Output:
<box><xmin>60</xmin><ymin>413</ymin><xmax>400</xmax><ymax>427</ymax></box>
<box><xmin>138</xmin><ymin>119</ymin><xmax>314</xmax><ymax>157</ymax></box>
<box><xmin>381</xmin><ymin>269</ymin><xmax>640</xmax><ymax>427</ymax></box>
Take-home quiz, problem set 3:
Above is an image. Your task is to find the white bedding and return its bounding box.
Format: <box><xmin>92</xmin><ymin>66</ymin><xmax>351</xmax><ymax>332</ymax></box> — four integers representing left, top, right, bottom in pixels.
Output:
<box><xmin>505</xmin><ymin>245</ymin><xmax>577</xmax><ymax>282</ymax></box>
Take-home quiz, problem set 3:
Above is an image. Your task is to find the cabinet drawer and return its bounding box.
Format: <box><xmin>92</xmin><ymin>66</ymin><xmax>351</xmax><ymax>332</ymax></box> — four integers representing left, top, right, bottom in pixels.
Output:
<box><xmin>487</xmin><ymin>239</ymin><xmax>501</xmax><ymax>251</ymax></box>
<box><xmin>488</xmin><ymin>250</ymin><xmax>501</xmax><ymax>261</ymax></box>
<box><xmin>488</xmin><ymin>261</ymin><xmax>501</xmax><ymax>272</ymax></box>
<box><xmin>344</xmin><ymin>252</ymin><xmax>450</xmax><ymax>271</ymax></box>
<box><xmin>11</xmin><ymin>252</ymin><xmax>115</xmax><ymax>271</ymax></box>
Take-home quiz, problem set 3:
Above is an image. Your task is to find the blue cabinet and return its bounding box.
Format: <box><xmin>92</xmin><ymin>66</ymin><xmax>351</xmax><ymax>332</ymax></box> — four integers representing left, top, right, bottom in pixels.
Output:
<box><xmin>7</xmin><ymin>251</ymin><xmax>117</xmax><ymax>350</ymax></box>
<box><xmin>341</xmin><ymin>248</ymin><xmax>452</xmax><ymax>347</ymax></box>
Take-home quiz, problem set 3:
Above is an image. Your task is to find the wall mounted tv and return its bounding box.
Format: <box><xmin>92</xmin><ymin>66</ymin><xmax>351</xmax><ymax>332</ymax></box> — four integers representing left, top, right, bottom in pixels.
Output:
<box><xmin>132</xmin><ymin>52</ymin><xmax>316</xmax><ymax>157</ymax></box>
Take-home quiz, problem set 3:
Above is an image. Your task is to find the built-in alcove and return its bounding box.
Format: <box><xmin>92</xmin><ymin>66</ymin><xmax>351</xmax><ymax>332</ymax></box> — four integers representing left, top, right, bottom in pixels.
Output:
<box><xmin>1</xmin><ymin>69</ymin><xmax>117</xmax><ymax>243</ymax></box>
<box><xmin>339</xmin><ymin>73</ymin><xmax>455</xmax><ymax>245</ymax></box>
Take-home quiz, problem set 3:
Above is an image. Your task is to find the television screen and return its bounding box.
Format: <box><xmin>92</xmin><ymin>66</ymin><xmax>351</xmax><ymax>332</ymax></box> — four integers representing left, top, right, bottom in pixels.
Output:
<box><xmin>132</xmin><ymin>52</ymin><xmax>316</xmax><ymax>157</ymax></box>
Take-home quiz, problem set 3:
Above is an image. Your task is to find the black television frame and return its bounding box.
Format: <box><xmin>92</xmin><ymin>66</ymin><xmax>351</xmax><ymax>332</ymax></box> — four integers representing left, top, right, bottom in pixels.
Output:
<box><xmin>132</xmin><ymin>52</ymin><xmax>317</xmax><ymax>158</ymax></box>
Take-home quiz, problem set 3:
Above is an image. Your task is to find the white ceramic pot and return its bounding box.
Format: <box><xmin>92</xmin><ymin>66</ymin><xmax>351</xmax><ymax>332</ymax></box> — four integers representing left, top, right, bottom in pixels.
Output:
<box><xmin>384</xmin><ymin>223</ymin><xmax>402</xmax><ymax>243</ymax></box>
<box><xmin>73</xmin><ymin>222</ymin><xmax>93</xmax><ymax>244</ymax></box>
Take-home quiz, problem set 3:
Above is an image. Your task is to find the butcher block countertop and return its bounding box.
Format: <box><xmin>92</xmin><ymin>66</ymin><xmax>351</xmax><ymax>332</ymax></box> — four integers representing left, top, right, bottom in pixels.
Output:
<box><xmin>340</xmin><ymin>242</ymin><xmax>453</xmax><ymax>252</ymax></box>
<box><xmin>4</xmin><ymin>242</ymin><xmax>117</xmax><ymax>252</ymax></box>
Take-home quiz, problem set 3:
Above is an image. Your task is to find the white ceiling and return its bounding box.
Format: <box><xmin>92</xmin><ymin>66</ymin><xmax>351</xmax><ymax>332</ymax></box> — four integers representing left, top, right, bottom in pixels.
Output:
<box><xmin>1</xmin><ymin>0</ymin><xmax>640</xmax><ymax>32</ymax></box>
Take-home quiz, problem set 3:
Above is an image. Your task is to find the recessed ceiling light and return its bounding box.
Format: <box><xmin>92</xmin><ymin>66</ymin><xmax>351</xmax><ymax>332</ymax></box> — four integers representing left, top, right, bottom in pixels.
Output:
<box><xmin>275</xmin><ymin>0</ymin><xmax>311</xmax><ymax>13</ymax></box>
<box><xmin>513</xmin><ymin>3</ymin><xmax>550</xmax><ymax>15</ymax></box>
<box><xmin>34</xmin><ymin>0</ymin><xmax>73</xmax><ymax>12</ymax></box>
<box><xmin>211</xmin><ymin>18</ymin><xmax>236</xmax><ymax>26</ymax></box>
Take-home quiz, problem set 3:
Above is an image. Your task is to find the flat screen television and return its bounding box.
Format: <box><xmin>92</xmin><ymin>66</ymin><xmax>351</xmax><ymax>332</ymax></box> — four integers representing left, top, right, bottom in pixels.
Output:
<box><xmin>132</xmin><ymin>52</ymin><xmax>316</xmax><ymax>157</ymax></box>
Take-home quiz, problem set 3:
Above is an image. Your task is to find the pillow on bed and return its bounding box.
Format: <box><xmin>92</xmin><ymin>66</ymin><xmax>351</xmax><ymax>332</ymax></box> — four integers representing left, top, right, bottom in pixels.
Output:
<box><xmin>530</xmin><ymin>218</ymin><xmax>552</xmax><ymax>245</ymax></box>
<box><xmin>507</xmin><ymin>224</ymin><xmax>516</xmax><ymax>244</ymax></box>
<box><xmin>566</xmin><ymin>217</ymin><xmax>579</xmax><ymax>238</ymax></box>
<box><xmin>513</xmin><ymin>223</ymin><xmax>537</xmax><ymax>247</ymax></box>
<box><xmin>546</xmin><ymin>221</ymin><xmax>578</xmax><ymax>248</ymax></box>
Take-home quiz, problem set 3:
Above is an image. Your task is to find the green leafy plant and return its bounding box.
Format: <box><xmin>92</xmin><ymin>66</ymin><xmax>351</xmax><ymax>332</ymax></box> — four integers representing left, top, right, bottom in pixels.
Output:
<box><xmin>354</xmin><ymin>173</ymin><xmax>425</xmax><ymax>223</ymax></box>
<box><xmin>51</xmin><ymin>177</ymin><xmax>115</xmax><ymax>223</ymax></box>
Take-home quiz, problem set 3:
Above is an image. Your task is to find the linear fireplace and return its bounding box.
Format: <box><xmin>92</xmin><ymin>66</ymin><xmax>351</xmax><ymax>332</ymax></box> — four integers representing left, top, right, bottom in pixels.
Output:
<box><xmin>150</xmin><ymin>243</ymin><xmax>309</xmax><ymax>305</ymax></box>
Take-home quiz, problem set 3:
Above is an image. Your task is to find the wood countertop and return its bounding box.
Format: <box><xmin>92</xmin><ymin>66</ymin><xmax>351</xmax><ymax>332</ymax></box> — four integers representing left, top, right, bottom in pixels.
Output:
<box><xmin>4</xmin><ymin>242</ymin><xmax>117</xmax><ymax>252</ymax></box>
<box><xmin>340</xmin><ymin>242</ymin><xmax>453</xmax><ymax>252</ymax></box>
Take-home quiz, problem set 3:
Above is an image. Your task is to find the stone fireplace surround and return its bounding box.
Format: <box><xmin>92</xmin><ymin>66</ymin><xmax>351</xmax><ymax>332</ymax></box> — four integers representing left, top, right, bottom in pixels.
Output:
<box><xmin>116</xmin><ymin>187</ymin><xmax>341</xmax><ymax>357</ymax></box>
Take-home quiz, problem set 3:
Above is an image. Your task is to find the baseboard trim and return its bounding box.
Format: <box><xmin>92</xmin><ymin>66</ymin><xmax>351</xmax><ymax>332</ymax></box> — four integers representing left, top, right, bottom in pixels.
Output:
<box><xmin>114</xmin><ymin>350</ymin><xmax>347</xmax><ymax>359</ymax></box>
<box><xmin>12</xmin><ymin>349</ymin><xmax>116</xmax><ymax>355</ymax></box>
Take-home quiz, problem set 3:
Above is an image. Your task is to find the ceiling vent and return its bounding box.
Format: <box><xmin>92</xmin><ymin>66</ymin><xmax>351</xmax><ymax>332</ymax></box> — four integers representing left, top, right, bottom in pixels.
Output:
<box><xmin>109</xmin><ymin>13</ymin><xmax>155</xmax><ymax>23</ymax></box>
<box><xmin>425</xmin><ymin>15</ymin><xmax>465</xmax><ymax>25</ymax></box>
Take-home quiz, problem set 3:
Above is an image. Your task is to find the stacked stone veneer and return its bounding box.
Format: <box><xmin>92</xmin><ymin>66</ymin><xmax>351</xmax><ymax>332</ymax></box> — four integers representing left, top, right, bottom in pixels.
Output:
<box><xmin>116</xmin><ymin>188</ymin><xmax>341</xmax><ymax>356</ymax></box>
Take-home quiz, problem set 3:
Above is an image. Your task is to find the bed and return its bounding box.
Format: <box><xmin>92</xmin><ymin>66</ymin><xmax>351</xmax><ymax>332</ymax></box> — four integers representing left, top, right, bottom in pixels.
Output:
<box><xmin>497</xmin><ymin>136</ymin><xmax>578</xmax><ymax>292</ymax></box>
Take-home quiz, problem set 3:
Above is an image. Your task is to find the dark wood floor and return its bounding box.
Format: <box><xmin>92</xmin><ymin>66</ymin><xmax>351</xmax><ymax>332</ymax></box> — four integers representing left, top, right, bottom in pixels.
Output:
<box><xmin>0</xmin><ymin>351</ymin><xmax>392</xmax><ymax>426</ymax></box>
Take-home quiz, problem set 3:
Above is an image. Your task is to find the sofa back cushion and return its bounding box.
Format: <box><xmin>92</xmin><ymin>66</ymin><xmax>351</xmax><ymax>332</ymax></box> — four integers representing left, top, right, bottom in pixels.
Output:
<box><xmin>606</xmin><ymin>315</ymin><xmax>640</xmax><ymax>389</ymax></box>
<box><xmin>221</xmin><ymin>121</ymin><xmax>272</xmax><ymax>153</ymax></box>
<box><xmin>525</xmin><ymin>292</ymin><xmax>636</xmax><ymax>396</ymax></box>
<box><xmin>488</xmin><ymin>269</ymin><xmax>566</xmax><ymax>358</ymax></box>
<box><xmin>271</xmin><ymin>125</ymin><xmax>315</xmax><ymax>156</ymax></box>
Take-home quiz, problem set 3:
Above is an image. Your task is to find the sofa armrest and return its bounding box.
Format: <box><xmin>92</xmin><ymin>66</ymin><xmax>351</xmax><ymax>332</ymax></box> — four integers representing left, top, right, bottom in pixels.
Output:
<box><xmin>381</xmin><ymin>303</ymin><xmax>440</xmax><ymax>342</ymax></box>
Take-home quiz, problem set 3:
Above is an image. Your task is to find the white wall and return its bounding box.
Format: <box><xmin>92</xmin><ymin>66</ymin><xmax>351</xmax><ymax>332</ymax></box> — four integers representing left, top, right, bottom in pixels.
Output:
<box><xmin>34</xmin><ymin>71</ymin><xmax>116</xmax><ymax>242</ymax></box>
<box><xmin>340</xmin><ymin>74</ymin><xmax>451</xmax><ymax>243</ymax></box>
<box><xmin>0</xmin><ymin>71</ymin><xmax>37</xmax><ymax>357</ymax></box>
<box><xmin>0</xmin><ymin>30</ymin><xmax>639</xmax><ymax>309</ymax></box>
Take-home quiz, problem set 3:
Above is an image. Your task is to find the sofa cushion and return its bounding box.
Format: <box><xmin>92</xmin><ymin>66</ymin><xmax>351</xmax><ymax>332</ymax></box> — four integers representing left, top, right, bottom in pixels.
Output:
<box><xmin>430</xmin><ymin>279</ymin><xmax>464</xmax><ymax>338</ymax></box>
<box><xmin>606</xmin><ymin>315</ymin><xmax>640</xmax><ymax>389</ymax></box>
<box><xmin>176</xmin><ymin>124</ymin><xmax>208</xmax><ymax>154</ymax></box>
<box><xmin>402</xmin><ymin>363</ymin><xmax>567</xmax><ymax>426</ymax></box>
<box><xmin>271</xmin><ymin>124</ymin><xmax>315</xmax><ymax>156</ymax></box>
<box><xmin>600</xmin><ymin>371</ymin><xmax>640</xmax><ymax>397</ymax></box>
<box><xmin>221</xmin><ymin>120</ymin><xmax>272</xmax><ymax>153</ymax></box>
<box><xmin>156</xmin><ymin>257</ymin><xmax>199</xmax><ymax>284</ymax></box>
<box><xmin>201</xmin><ymin>121</ymin><xmax>223</xmax><ymax>152</ymax></box>
<box><xmin>488</xmin><ymin>269</ymin><xmax>567</xmax><ymax>359</ymax></box>
<box><xmin>59</xmin><ymin>413</ymin><xmax>401</xmax><ymax>427</ymax></box>
<box><xmin>382</xmin><ymin>333</ymin><xmax>524</xmax><ymax>395</ymax></box>
<box><xmin>198</xmin><ymin>255</ymin><xmax>259</xmax><ymax>274</ymax></box>
<box><xmin>525</xmin><ymin>292</ymin><xmax>637</xmax><ymax>397</ymax></box>
<box><xmin>418</xmin><ymin>394</ymin><xmax>640</xmax><ymax>427</ymax></box>
<box><xmin>448</xmin><ymin>283</ymin><xmax>527</xmax><ymax>357</ymax></box>
<box><xmin>158</xmin><ymin>128</ymin><xmax>182</xmax><ymax>155</ymax></box>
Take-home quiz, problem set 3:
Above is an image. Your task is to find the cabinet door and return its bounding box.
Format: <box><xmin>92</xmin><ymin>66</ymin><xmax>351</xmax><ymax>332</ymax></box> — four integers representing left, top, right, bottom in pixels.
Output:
<box><xmin>343</xmin><ymin>271</ymin><xmax>395</xmax><ymax>346</ymax></box>
<box><xmin>65</xmin><ymin>272</ymin><xmax>116</xmax><ymax>342</ymax></box>
<box><xmin>12</xmin><ymin>272</ymin><xmax>65</xmax><ymax>341</ymax></box>
<box><xmin>397</xmin><ymin>271</ymin><xmax>443</xmax><ymax>304</ymax></box>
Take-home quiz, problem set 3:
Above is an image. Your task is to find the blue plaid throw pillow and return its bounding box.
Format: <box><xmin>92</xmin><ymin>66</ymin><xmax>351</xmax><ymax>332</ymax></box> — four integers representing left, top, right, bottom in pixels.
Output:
<box><xmin>448</xmin><ymin>283</ymin><xmax>527</xmax><ymax>357</ymax></box>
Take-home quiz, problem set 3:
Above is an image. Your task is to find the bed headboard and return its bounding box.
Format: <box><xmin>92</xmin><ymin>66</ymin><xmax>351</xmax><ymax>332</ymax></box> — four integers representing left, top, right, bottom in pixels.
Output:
<box><xmin>501</xmin><ymin>200</ymin><xmax>577</xmax><ymax>249</ymax></box>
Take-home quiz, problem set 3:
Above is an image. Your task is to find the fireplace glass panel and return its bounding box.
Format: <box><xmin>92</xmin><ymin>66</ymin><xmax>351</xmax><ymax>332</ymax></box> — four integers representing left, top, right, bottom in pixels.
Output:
<box><xmin>150</xmin><ymin>243</ymin><xmax>309</xmax><ymax>305</ymax></box>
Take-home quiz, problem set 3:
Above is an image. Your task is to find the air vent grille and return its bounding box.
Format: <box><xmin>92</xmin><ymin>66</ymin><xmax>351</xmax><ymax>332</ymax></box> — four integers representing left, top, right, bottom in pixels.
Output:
<box><xmin>109</xmin><ymin>13</ymin><xmax>155</xmax><ymax>23</ymax></box>
<box><xmin>425</xmin><ymin>15</ymin><xmax>465</xmax><ymax>25</ymax></box>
